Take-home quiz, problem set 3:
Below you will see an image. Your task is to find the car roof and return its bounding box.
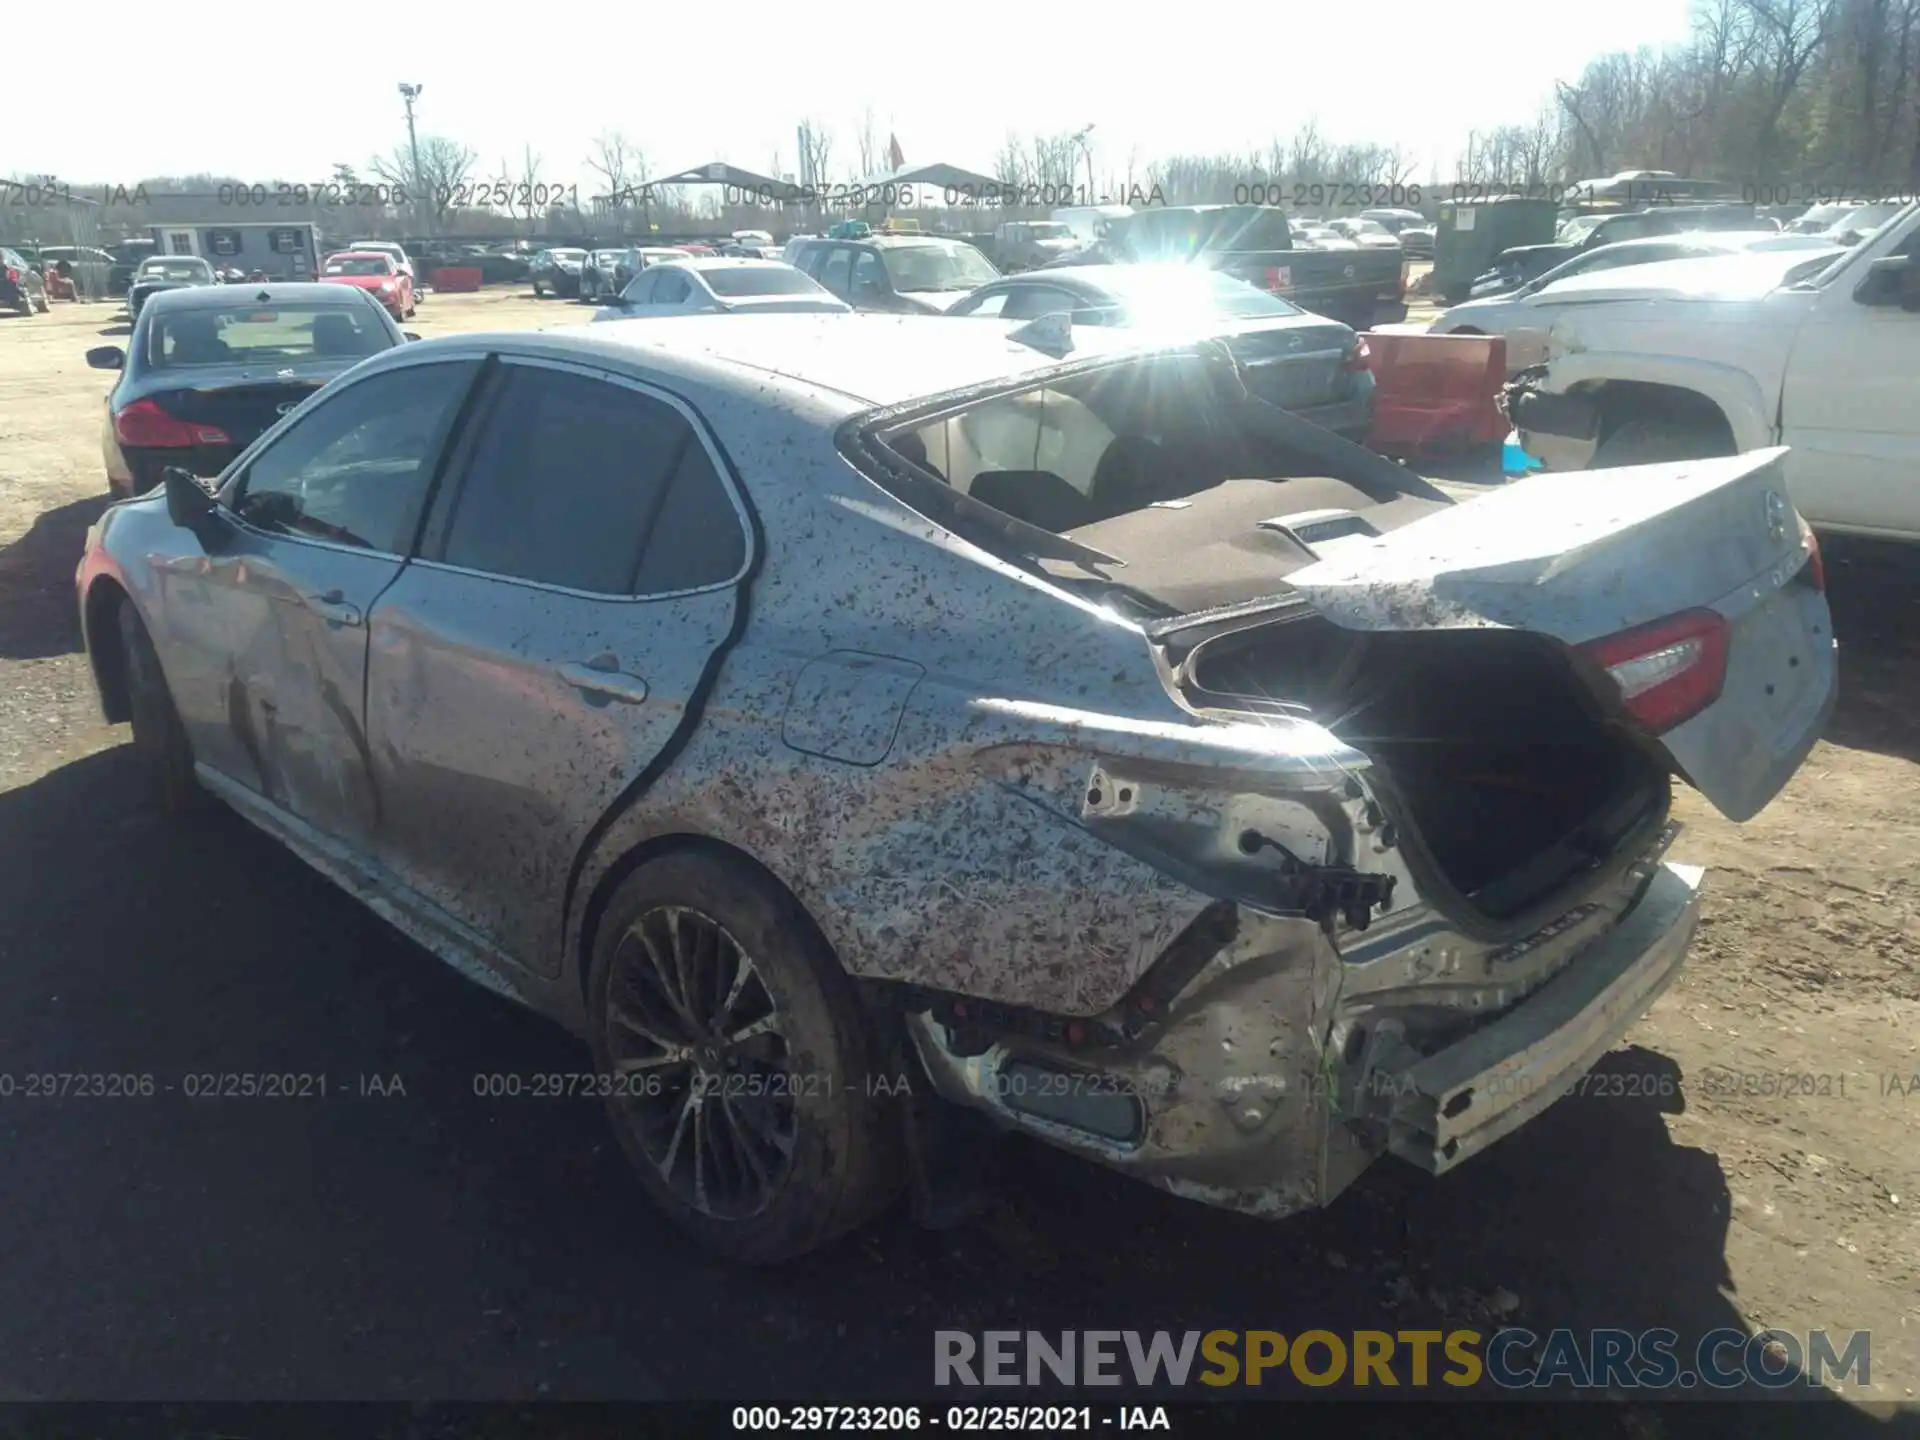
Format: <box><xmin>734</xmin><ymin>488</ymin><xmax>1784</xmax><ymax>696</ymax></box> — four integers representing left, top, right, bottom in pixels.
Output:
<box><xmin>411</xmin><ymin>313</ymin><xmax>1144</xmax><ymax>408</ymax></box>
<box><xmin>140</xmin><ymin>282</ymin><xmax>379</xmax><ymax>311</ymax></box>
<box><xmin>664</xmin><ymin>256</ymin><xmax>800</xmax><ymax>271</ymax></box>
<box><xmin>324</xmin><ymin>250</ymin><xmax>392</xmax><ymax>261</ymax></box>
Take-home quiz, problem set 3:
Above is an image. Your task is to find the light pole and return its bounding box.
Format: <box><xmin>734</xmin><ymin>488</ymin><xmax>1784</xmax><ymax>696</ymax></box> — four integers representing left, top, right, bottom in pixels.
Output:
<box><xmin>398</xmin><ymin>83</ymin><xmax>426</xmax><ymax>234</ymax></box>
<box><xmin>1070</xmin><ymin>123</ymin><xmax>1096</xmax><ymax>197</ymax></box>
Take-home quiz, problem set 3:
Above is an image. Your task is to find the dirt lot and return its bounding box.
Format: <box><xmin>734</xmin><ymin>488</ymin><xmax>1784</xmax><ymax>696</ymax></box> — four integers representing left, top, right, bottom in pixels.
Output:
<box><xmin>0</xmin><ymin>290</ymin><xmax>1915</xmax><ymax>1427</ymax></box>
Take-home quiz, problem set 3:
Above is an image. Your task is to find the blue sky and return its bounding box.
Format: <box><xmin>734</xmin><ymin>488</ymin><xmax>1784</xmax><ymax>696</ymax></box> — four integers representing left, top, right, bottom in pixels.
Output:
<box><xmin>4</xmin><ymin>3</ymin><xmax>1696</xmax><ymax>188</ymax></box>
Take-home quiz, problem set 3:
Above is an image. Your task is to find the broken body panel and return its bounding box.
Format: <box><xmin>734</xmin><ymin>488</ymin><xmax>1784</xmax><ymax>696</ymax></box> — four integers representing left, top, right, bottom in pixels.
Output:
<box><xmin>76</xmin><ymin>316</ymin><xmax>1837</xmax><ymax>1226</ymax></box>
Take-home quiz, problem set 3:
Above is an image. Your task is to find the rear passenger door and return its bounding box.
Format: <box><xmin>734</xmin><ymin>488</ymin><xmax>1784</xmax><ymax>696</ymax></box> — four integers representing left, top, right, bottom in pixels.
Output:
<box><xmin>363</xmin><ymin>357</ymin><xmax>753</xmax><ymax>975</ymax></box>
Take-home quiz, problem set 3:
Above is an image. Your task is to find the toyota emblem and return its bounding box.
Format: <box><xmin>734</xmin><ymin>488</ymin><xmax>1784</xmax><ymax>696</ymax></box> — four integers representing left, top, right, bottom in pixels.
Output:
<box><xmin>1343</xmin><ymin>264</ymin><xmax>1356</xmax><ymax>279</ymax></box>
<box><xmin>276</xmin><ymin>401</ymin><xmax>298</xmax><ymax>415</ymax></box>
<box><xmin>1764</xmin><ymin>490</ymin><xmax>1789</xmax><ymax>542</ymax></box>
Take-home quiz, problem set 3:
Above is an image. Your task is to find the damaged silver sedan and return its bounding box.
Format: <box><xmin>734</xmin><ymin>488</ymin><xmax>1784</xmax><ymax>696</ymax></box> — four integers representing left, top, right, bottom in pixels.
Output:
<box><xmin>75</xmin><ymin>311</ymin><xmax>1837</xmax><ymax>1262</ymax></box>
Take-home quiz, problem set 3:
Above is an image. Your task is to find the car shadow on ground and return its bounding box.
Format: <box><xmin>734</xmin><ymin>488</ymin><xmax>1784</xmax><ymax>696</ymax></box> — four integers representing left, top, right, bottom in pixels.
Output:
<box><xmin>94</xmin><ymin>323</ymin><xmax>131</xmax><ymax>337</ymax></box>
<box><xmin>0</xmin><ymin>748</ymin><xmax>1912</xmax><ymax>1433</ymax></box>
<box><xmin>1819</xmin><ymin>535</ymin><xmax>1920</xmax><ymax>765</ymax></box>
<box><xmin>0</xmin><ymin>495</ymin><xmax>110</xmax><ymax>659</ymax></box>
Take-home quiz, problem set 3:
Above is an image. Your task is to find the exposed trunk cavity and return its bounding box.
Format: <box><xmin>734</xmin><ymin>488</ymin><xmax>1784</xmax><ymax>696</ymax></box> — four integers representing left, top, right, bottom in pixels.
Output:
<box><xmin>1179</xmin><ymin>616</ymin><xmax>1670</xmax><ymax>925</ymax></box>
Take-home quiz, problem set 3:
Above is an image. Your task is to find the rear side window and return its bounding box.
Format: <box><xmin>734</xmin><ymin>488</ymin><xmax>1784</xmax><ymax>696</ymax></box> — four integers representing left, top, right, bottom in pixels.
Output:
<box><xmin>818</xmin><ymin>248</ymin><xmax>853</xmax><ymax>295</ymax></box>
<box><xmin>432</xmin><ymin>364</ymin><xmax>741</xmax><ymax>595</ymax></box>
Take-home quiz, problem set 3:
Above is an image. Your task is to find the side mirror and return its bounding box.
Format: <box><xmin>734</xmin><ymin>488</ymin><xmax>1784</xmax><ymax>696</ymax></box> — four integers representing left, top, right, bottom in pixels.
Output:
<box><xmin>162</xmin><ymin>465</ymin><xmax>227</xmax><ymax>548</ymax></box>
<box><xmin>86</xmin><ymin>346</ymin><xmax>125</xmax><ymax>370</ymax></box>
<box><xmin>1856</xmin><ymin>253</ymin><xmax>1920</xmax><ymax>309</ymax></box>
<box><xmin>403</xmin><ymin>330</ymin><xmax>422</xmax><ymax>342</ymax></box>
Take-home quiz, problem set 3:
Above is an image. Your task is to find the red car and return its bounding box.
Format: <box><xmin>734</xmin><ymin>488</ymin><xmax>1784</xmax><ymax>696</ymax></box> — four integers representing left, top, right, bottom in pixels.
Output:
<box><xmin>317</xmin><ymin>250</ymin><xmax>415</xmax><ymax>319</ymax></box>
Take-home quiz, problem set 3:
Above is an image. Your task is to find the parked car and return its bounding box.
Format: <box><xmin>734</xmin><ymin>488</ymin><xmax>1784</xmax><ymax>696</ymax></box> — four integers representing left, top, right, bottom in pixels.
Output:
<box><xmin>582</xmin><ymin>247</ymin><xmax>694</xmax><ymax>301</ymax></box>
<box><xmin>593</xmin><ymin>257</ymin><xmax>849</xmax><ymax>318</ymax></box>
<box><xmin>1801</xmin><ymin>199</ymin><xmax>1911</xmax><ymax>247</ymax></box>
<box><xmin>318</xmin><ymin>250</ymin><xmax>417</xmax><ymax>320</ymax></box>
<box><xmin>2</xmin><ymin>246</ymin><xmax>49</xmax><ymax>315</ymax></box>
<box><xmin>127</xmin><ymin>255</ymin><xmax>221</xmax><ymax>321</ymax></box>
<box><xmin>84</xmin><ymin>282</ymin><xmax>405</xmax><ymax>497</ymax></box>
<box><xmin>108</xmin><ymin>239</ymin><xmax>161</xmax><ymax>297</ymax></box>
<box><xmin>76</xmin><ymin>312</ymin><xmax>1834</xmax><ymax>1263</ymax></box>
<box><xmin>789</xmin><ymin>235</ymin><xmax>1002</xmax><ymax>313</ymax></box>
<box><xmin>1432</xmin><ymin>234</ymin><xmax>1845</xmax><ymax>371</ymax></box>
<box><xmin>1359</xmin><ymin>208</ymin><xmax>1434</xmax><ymax>258</ymax></box>
<box><xmin>945</xmin><ymin>264</ymin><xmax>1374</xmax><ymax>437</ymax></box>
<box><xmin>347</xmin><ymin>239</ymin><xmax>419</xmax><ymax>295</ymax></box>
<box><xmin>33</xmin><ymin>245</ymin><xmax>116</xmax><ymax>299</ymax></box>
<box><xmin>1326</xmin><ymin>217</ymin><xmax>1404</xmax><ymax>251</ymax></box>
<box><xmin>530</xmin><ymin>248</ymin><xmax>590</xmax><ymax>298</ymax></box>
<box><xmin>1509</xmin><ymin>200</ymin><xmax>1920</xmax><ymax>539</ymax></box>
<box><xmin>1471</xmin><ymin>204</ymin><xmax>1776</xmax><ymax>298</ymax></box>
<box><xmin>1057</xmin><ymin>205</ymin><xmax>1407</xmax><ymax>329</ymax></box>
<box><xmin>1289</xmin><ymin>221</ymin><xmax>1359</xmax><ymax>250</ymax></box>
<box><xmin>984</xmin><ymin>220</ymin><xmax>1084</xmax><ymax>272</ymax></box>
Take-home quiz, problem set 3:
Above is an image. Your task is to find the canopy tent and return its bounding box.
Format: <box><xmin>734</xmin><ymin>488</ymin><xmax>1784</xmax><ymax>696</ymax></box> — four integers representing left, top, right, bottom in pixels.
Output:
<box><xmin>636</xmin><ymin>163</ymin><xmax>809</xmax><ymax>203</ymax></box>
<box><xmin>851</xmin><ymin>162</ymin><xmax>1003</xmax><ymax>195</ymax></box>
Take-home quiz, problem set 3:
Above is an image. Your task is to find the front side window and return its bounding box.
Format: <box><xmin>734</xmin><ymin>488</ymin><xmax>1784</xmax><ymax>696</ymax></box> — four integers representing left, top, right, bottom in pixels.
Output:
<box><xmin>431</xmin><ymin>365</ymin><xmax>741</xmax><ymax>594</ymax></box>
<box><xmin>233</xmin><ymin>361</ymin><xmax>478</xmax><ymax>552</ymax></box>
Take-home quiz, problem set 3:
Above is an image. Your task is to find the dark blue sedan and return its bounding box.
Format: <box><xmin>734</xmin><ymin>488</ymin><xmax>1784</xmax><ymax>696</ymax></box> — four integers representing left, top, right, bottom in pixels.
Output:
<box><xmin>88</xmin><ymin>282</ymin><xmax>406</xmax><ymax>497</ymax></box>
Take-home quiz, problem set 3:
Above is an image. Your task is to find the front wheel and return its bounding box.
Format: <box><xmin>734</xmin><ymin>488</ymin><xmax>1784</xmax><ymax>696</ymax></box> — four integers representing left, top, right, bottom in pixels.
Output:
<box><xmin>117</xmin><ymin>602</ymin><xmax>201</xmax><ymax>812</ymax></box>
<box><xmin>588</xmin><ymin>850</ymin><xmax>903</xmax><ymax>1264</ymax></box>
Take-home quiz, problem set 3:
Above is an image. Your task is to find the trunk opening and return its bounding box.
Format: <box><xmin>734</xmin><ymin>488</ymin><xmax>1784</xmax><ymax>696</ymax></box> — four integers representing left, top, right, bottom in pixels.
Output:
<box><xmin>1183</xmin><ymin>618</ymin><xmax>1670</xmax><ymax>925</ymax></box>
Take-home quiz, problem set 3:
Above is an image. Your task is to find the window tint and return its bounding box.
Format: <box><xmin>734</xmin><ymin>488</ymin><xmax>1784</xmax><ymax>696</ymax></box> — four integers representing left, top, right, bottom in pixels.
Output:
<box><xmin>851</xmin><ymin>252</ymin><xmax>888</xmax><ymax>300</ymax></box>
<box><xmin>235</xmin><ymin>360</ymin><xmax>477</xmax><ymax>552</ymax></box>
<box><xmin>953</xmin><ymin>289</ymin><xmax>1011</xmax><ymax>317</ymax></box>
<box><xmin>435</xmin><ymin>365</ymin><xmax>706</xmax><ymax>594</ymax></box>
<box><xmin>652</xmin><ymin>270</ymin><xmax>691</xmax><ymax>305</ymax></box>
<box><xmin>1001</xmin><ymin>286</ymin><xmax>1080</xmax><ymax>320</ymax></box>
<box><xmin>633</xmin><ymin>441</ymin><xmax>747</xmax><ymax>592</ymax></box>
<box><xmin>818</xmin><ymin>247</ymin><xmax>853</xmax><ymax>296</ymax></box>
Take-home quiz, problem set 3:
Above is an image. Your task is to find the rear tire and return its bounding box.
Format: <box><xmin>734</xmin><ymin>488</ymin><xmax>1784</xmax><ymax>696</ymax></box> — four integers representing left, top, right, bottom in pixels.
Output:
<box><xmin>1591</xmin><ymin>417</ymin><xmax>1734</xmax><ymax>468</ymax></box>
<box><xmin>587</xmin><ymin>849</ymin><xmax>903</xmax><ymax>1264</ymax></box>
<box><xmin>117</xmin><ymin>602</ymin><xmax>200</xmax><ymax>813</ymax></box>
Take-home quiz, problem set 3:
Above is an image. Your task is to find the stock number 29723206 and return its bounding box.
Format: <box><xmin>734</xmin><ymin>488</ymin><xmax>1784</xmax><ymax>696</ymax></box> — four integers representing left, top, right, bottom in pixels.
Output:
<box><xmin>1233</xmin><ymin>181</ymin><xmax>1422</xmax><ymax>208</ymax></box>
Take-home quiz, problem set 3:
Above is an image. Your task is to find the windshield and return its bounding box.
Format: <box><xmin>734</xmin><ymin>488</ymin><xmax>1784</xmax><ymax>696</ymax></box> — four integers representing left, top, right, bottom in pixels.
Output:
<box><xmin>1345</xmin><ymin>219</ymin><xmax>1391</xmax><ymax>236</ymax></box>
<box><xmin>1104</xmin><ymin>268</ymin><xmax>1304</xmax><ymax>321</ymax></box>
<box><xmin>880</xmin><ymin>241</ymin><xmax>999</xmax><ymax>293</ymax></box>
<box><xmin>138</xmin><ymin>258</ymin><xmax>213</xmax><ymax>282</ymax></box>
<box><xmin>1022</xmin><ymin>223</ymin><xmax>1073</xmax><ymax>241</ymax></box>
<box><xmin>551</xmin><ymin>249</ymin><xmax>587</xmax><ymax>262</ymax></box>
<box><xmin>324</xmin><ymin>256</ymin><xmax>392</xmax><ymax>276</ymax></box>
<box><xmin>703</xmin><ymin>265</ymin><xmax>824</xmax><ymax>297</ymax></box>
<box><xmin>146</xmin><ymin>303</ymin><xmax>391</xmax><ymax>368</ymax></box>
<box><xmin>1828</xmin><ymin>202</ymin><xmax>1909</xmax><ymax>238</ymax></box>
<box><xmin>1556</xmin><ymin>215</ymin><xmax>1604</xmax><ymax>244</ymax></box>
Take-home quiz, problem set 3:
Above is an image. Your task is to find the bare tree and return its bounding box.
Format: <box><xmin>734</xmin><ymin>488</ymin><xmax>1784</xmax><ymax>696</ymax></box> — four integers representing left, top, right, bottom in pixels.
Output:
<box><xmin>586</xmin><ymin>131</ymin><xmax>646</xmax><ymax>211</ymax></box>
<box><xmin>853</xmin><ymin>106</ymin><xmax>880</xmax><ymax>178</ymax></box>
<box><xmin>801</xmin><ymin>119</ymin><xmax>835</xmax><ymax>187</ymax></box>
<box><xmin>413</xmin><ymin>137</ymin><xmax>478</xmax><ymax>228</ymax></box>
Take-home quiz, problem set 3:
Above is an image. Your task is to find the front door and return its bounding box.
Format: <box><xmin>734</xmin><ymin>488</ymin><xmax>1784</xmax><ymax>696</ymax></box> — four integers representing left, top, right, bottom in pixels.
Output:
<box><xmin>364</xmin><ymin>356</ymin><xmax>752</xmax><ymax>974</ymax></box>
<box><xmin>1779</xmin><ymin>226</ymin><xmax>1920</xmax><ymax>538</ymax></box>
<box><xmin>164</xmin><ymin>358</ymin><xmax>480</xmax><ymax>848</ymax></box>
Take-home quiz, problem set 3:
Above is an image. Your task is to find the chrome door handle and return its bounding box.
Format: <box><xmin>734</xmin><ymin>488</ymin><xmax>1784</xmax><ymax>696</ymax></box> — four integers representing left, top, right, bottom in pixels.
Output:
<box><xmin>303</xmin><ymin>588</ymin><xmax>362</xmax><ymax>627</ymax></box>
<box><xmin>558</xmin><ymin>658</ymin><xmax>649</xmax><ymax>705</ymax></box>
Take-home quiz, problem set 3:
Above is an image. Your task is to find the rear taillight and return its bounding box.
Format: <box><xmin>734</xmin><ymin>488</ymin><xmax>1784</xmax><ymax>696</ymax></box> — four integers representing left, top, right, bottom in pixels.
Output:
<box><xmin>1342</xmin><ymin>336</ymin><xmax>1373</xmax><ymax>372</ymax></box>
<box><xmin>114</xmin><ymin>398</ymin><xmax>230</xmax><ymax>449</ymax></box>
<box><xmin>4</xmin><ymin>267</ymin><xmax>17</xmax><ymax>284</ymax></box>
<box><xmin>1580</xmin><ymin>609</ymin><xmax>1731</xmax><ymax>734</ymax></box>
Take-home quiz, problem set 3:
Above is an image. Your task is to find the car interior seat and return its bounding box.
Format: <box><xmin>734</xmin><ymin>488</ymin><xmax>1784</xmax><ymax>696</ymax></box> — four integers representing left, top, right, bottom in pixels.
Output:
<box><xmin>311</xmin><ymin>313</ymin><xmax>363</xmax><ymax>357</ymax></box>
<box><xmin>1086</xmin><ymin>435</ymin><xmax>1176</xmax><ymax>520</ymax></box>
<box><xmin>967</xmin><ymin>469</ymin><xmax>1097</xmax><ymax>532</ymax></box>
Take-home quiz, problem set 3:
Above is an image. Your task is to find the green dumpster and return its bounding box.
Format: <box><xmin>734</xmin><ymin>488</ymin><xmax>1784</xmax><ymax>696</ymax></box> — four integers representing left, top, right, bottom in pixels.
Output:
<box><xmin>1433</xmin><ymin>196</ymin><xmax>1558</xmax><ymax>304</ymax></box>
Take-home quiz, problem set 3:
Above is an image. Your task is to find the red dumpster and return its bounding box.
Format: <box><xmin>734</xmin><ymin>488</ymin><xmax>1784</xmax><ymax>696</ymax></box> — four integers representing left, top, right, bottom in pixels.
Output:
<box><xmin>1362</xmin><ymin>331</ymin><xmax>1509</xmax><ymax>462</ymax></box>
<box><xmin>429</xmin><ymin>265</ymin><xmax>483</xmax><ymax>293</ymax></box>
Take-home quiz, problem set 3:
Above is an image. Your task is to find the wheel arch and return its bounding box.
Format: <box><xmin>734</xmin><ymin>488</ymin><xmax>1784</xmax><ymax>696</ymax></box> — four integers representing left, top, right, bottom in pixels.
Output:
<box><xmin>1549</xmin><ymin>352</ymin><xmax>1774</xmax><ymax>453</ymax></box>
<box><xmin>574</xmin><ymin>832</ymin><xmax>840</xmax><ymax>1013</ymax></box>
